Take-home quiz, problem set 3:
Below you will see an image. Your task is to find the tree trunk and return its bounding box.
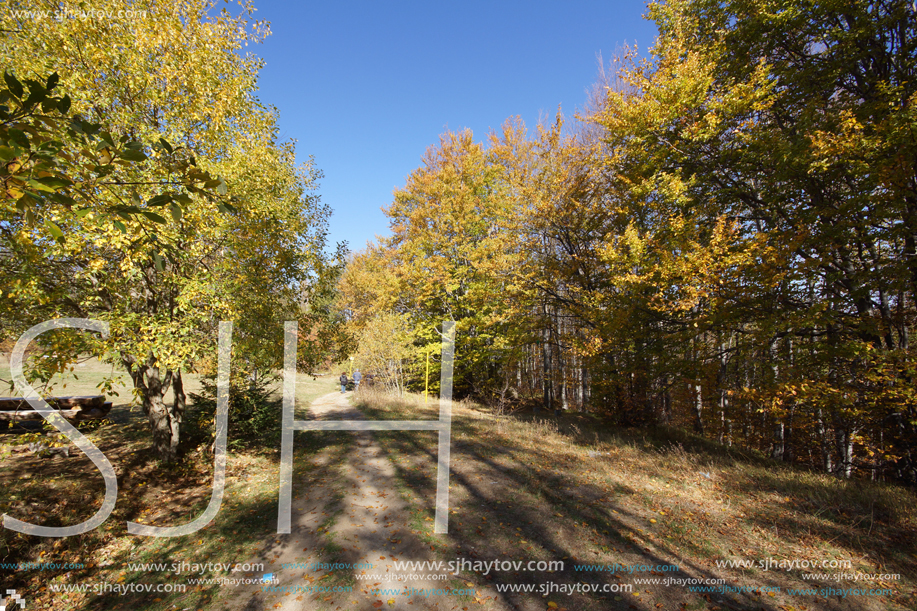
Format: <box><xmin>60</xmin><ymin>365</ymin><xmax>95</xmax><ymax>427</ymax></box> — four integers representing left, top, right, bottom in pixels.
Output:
<box><xmin>581</xmin><ymin>364</ymin><xmax>589</xmax><ymax>412</ymax></box>
<box><xmin>772</xmin><ymin>422</ymin><xmax>785</xmax><ymax>461</ymax></box>
<box><xmin>693</xmin><ymin>383</ymin><xmax>704</xmax><ymax>435</ymax></box>
<box><xmin>173</xmin><ymin>369</ymin><xmax>186</xmax><ymax>428</ymax></box>
<box><xmin>834</xmin><ymin>423</ymin><xmax>854</xmax><ymax>479</ymax></box>
<box><xmin>661</xmin><ymin>374</ymin><xmax>672</xmax><ymax>425</ymax></box>
<box><xmin>817</xmin><ymin>408</ymin><xmax>833</xmax><ymax>473</ymax></box>
<box><xmin>717</xmin><ymin>340</ymin><xmax>729</xmax><ymax>444</ymax></box>
<box><xmin>784</xmin><ymin>402</ymin><xmax>795</xmax><ymax>463</ymax></box>
<box><xmin>542</xmin><ymin>336</ymin><xmax>553</xmax><ymax>415</ymax></box>
<box><xmin>123</xmin><ymin>353</ymin><xmax>181</xmax><ymax>463</ymax></box>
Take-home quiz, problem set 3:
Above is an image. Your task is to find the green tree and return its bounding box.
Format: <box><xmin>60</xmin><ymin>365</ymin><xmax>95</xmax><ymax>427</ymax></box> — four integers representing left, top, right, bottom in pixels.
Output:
<box><xmin>1</xmin><ymin>0</ymin><xmax>334</xmax><ymax>462</ymax></box>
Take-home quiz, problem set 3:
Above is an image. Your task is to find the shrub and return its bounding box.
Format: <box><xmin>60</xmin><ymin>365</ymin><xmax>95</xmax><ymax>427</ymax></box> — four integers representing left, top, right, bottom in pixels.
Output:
<box><xmin>188</xmin><ymin>371</ymin><xmax>281</xmax><ymax>451</ymax></box>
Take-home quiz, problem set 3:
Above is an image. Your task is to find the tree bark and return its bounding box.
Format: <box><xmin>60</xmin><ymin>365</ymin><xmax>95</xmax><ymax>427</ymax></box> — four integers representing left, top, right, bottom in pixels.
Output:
<box><xmin>693</xmin><ymin>383</ymin><xmax>704</xmax><ymax>435</ymax></box>
<box><xmin>123</xmin><ymin>353</ymin><xmax>182</xmax><ymax>463</ymax></box>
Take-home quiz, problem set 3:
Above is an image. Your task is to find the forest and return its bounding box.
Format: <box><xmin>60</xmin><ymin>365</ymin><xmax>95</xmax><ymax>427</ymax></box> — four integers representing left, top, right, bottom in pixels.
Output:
<box><xmin>2</xmin><ymin>1</ymin><xmax>917</xmax><ymax>610</ymax></box>
<box><xmin>337</xmin><ymin>0</ymin><xmax>917</xmax><ymax>484</ymax></box>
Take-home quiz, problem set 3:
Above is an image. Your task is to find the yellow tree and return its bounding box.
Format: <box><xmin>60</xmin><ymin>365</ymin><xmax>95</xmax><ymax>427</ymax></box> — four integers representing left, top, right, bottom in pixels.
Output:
<box><xmin>587</xmin><ymin>0</ymin><xmax>917</xmax><ymax>476</ymax></box>
<box><xmin>387</xmin><ymin>129</ymin><xmax>521</xmax><ymax>399</ymax></box>
<box><xmin>0</xmin><ymin>0</ymin><xmax>333</xmax><ymax>462</ymax></box>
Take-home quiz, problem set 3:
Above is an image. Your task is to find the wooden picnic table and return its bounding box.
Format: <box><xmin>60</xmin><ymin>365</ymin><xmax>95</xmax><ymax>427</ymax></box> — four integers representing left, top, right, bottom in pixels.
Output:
<box><xmin>0</xmin><ymin>395</ymin><xmax>113</xmax><ymax>422</ymax></box>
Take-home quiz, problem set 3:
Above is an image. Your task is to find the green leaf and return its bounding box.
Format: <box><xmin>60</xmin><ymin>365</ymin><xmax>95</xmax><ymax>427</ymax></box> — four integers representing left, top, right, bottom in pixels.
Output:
<box><xmin>24</xmin><ymin>178</ymin><xmax>56</xmax><ymax>193</ymax></box>
<box><xmin>4</xmin><ymin>71</ymin><xmax>23</xmax><ymax>98</ymax></box>
<box><xmin>46</xmin><ymin>72</ymin><xmax>60</xmax><ymax>91</ymax></box>
<box><xmin>6</xmin><ymin>128</ymin><xmax>30</xmax><ymax>149</ymax></box>
<box><xmin>169</xmin><ymin>203</ymin><xmax>182</xmax><ymax>222</ymax></box>
<box><xmin>57</xmin><ymin>95</ymin><xmax>71</xmax><ymax>113</ymax></box>
<box><xmin>24</xmin><ymin>79</ymin><xmax>46</xmax><ymax>97</ymax></box>
<box><xmin>119</xmin><ymin>148</ymin><xmax>147</xmax><ymax>162</ymax></box>
<box><xmin>152</xmin><ymin>251</ymin><xmax>165</xmax><ymax>271</ymax></box>
<box><xmin>147</xmin><ymin>193</ymin><xmax>171</xmax><ymax>207</ymax></box>
<box><xmin>23</xmin><ymin>88</ymin><xmax>46</xmax><ymax>110</ymax></box>
<box><xmin>112</xmin><ymin>220</ymin><xmax>127</xmax><ymax>233</ymax></box>
<box><xmin>140</xmin><ymin>210</ymin><xmax>167</xmax><ymax>224</ymax></box>
<box><xmin>158</xmin><ymin>137</ymin><xmax>174</xmax><ymax>154</ymax></box>
<box><xmin>35</xmin><ymin>176</ymin><xmax>72</xmax><ymax>190</ymax></box>
<box><xmin>79</xmin><ymin>121</ymin><xmax>101</xmax><ymax>136</ymax></box>
<box><xmin>216</xmin><ymin>178</ymin><xmax>228</xmax><ymax>195</ymax></box>
<box><xmin>44</xmin><ymin>218</ymin><xmax>64</xmax><ymax>242</ymax></box>
<box><xmin>47</xmin><ymin>192</ymin><xmax>76</xmax><ymax>208</ymax></box>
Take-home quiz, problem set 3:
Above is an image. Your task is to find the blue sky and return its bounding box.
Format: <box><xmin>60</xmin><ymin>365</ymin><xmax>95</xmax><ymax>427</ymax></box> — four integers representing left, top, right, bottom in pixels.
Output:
<box><xmin>249</xmin><ymin>0</ymin><xmax>658</xmax><ymax>253</ymax></box>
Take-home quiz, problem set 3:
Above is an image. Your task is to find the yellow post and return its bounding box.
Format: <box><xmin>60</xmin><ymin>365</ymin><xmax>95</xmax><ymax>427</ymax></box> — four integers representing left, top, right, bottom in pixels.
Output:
<box><xmin>425</xmin><ymin>347</ymin><xmax>430</xmax><ymax>404</ymax></box>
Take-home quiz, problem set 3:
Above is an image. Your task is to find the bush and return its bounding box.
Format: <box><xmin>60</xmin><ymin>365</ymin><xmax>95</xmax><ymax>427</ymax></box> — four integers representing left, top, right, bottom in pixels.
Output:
<box><xmin>188</xmin><ymin>371</ymin><xmax>281</xmax><ymax>451</ymax></box>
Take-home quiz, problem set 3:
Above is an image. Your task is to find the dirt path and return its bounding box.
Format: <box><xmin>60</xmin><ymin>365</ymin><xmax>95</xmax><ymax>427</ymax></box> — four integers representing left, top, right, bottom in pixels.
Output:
<box><xmin>230</xmin><ymin>391</ymin><xmax>452</xmax><ymax>611</ymax></box>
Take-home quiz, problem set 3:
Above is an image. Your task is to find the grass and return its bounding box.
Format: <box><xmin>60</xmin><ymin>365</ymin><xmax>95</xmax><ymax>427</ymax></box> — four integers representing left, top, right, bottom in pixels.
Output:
<box><xmin>354</xmin><ymin>386</ymin><xmax>917</xmax><ymax>611</ymax></box>
<box><xmin>0</xmin><ymin>352</ymin><xmax>348</xmax><ymax>610</ymax></box>
<box><xmin>4</xmin><ymin>358</ymin><xmax>916</xmax><ymax>611</ymax></box>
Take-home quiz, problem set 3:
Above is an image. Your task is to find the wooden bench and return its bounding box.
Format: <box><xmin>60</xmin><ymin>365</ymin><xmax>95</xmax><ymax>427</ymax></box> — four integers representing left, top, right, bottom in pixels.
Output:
<box><xmin>0</xmin><ymin>395</ymin><xmax>113</xmax><ymax>422</ymax></box>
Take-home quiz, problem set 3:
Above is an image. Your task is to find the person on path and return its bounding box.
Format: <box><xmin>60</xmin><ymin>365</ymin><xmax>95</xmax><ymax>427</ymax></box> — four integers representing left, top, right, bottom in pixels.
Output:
<box><xmin>353</xmin><ymin>369</ymin><xmax>362</xmax><ymax>391</ymax></box>
<box><xmin>340</xmin><ymin>372</ymin><xmax>348</xmax><ymax>393</ymax></box>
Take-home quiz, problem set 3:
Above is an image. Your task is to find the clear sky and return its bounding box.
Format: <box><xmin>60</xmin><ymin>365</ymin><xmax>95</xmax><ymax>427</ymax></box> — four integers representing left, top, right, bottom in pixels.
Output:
<box><xmin>248</xmin><ymin>0</ymin><xmax>658</xmax><ymax>254</ymax></box>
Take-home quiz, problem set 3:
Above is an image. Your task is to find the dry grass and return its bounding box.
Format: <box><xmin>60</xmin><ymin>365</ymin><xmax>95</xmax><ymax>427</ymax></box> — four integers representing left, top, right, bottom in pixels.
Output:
<box><xmin>356</xmin><ymin>389</ymin><xmax>917</xmax><ymax>611</ymax></box>
<box><xmin>4</xmin><ymin>373</ymin><xmax>915</xmax><ymax>611</ymax></box>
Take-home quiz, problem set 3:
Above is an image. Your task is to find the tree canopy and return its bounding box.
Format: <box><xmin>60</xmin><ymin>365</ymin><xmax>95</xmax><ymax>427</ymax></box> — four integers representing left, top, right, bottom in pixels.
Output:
<box><xmin>1</xmin><ymin>0</ymin><xmax>337</xmax><ymax>462</ymax></box>
<box><xmin>338</xmin><ymin>0</ymin><xmax>917</xmax><ymax>482</ymax></box>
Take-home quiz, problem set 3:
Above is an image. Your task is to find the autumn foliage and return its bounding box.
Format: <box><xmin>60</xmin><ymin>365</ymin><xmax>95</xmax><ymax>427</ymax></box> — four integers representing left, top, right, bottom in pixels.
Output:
<box><xmin>339</xmin><ymin>0</ymin><xmax>917</xmax><ymax>483</ymax></box>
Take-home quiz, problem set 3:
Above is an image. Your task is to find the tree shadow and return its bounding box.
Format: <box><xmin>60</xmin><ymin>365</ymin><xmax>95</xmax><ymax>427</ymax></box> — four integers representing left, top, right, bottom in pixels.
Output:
<box><xmin>357</xmin><ymin>398</ymin><xmax>914</xmax><ymax>611</ymax></box>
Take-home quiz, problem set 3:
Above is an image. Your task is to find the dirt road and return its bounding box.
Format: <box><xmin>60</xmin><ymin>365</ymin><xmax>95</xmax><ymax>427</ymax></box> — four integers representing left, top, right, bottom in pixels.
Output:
<box><xmin>231</xmin><ymin>391</ymin><xmax>453</xmax><ymax>611</ymax></box>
